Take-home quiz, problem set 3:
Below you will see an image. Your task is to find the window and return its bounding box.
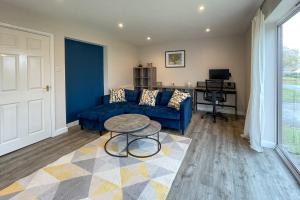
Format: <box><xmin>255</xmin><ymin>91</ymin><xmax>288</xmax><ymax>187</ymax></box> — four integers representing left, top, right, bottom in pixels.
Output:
<box><xmin>278</xmin><ymin>9</ymin><xmax>300</xmax><ymax>175</ymax></box>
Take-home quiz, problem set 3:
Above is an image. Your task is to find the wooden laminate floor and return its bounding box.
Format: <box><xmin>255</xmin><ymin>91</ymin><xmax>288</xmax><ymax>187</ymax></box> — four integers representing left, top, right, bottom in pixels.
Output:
<box><xmin>0</xmin><ymin>113</ymin><xmax>300</xmax><ymax>200</ymax></box>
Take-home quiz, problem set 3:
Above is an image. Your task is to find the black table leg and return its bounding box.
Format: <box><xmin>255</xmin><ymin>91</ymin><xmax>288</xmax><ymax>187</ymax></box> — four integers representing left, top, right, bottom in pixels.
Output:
<box><xmin>104</xmin><ymin>132</ymin><xmax>129</xmax><ymax>158</ymax></box>
<box><xmin>127</xmin><ymin>133</ymin><xmax>161</xmax><ymax>158</ymax></box>
<box><xmin>157</xmin><ymin>132</ymin><xmax>160</xmax><ymax>152</ymax></box>
<box><xmin>126</xmin><ymin>133</ymin><xmax>129</xmax><ymax>157</ymax></box>
<box><xmin>235</xmin><ymin>93</ymin><xmax>238</xmax><ymax>119</ymax></box>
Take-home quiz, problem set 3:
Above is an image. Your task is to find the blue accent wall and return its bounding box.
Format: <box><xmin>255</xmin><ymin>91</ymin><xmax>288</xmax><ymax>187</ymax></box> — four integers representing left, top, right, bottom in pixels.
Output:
<box><xmin>65</xmin><ymin>39</ymin><xmax>104</xmax><ymax>123</ymax></box>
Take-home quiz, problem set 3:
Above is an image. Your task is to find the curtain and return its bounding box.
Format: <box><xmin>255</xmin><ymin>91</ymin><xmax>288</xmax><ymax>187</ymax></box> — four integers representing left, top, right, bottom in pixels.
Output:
<box><xmin>243</xmin><ymin>9</ymin><xmax>265</xmax><ymax>152</ymax></box>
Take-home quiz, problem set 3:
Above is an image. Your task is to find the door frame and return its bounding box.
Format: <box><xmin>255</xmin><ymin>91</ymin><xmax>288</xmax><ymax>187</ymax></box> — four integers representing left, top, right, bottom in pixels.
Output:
<box><xmin>0</xmin><ymin>22</ymin><xmax>56</xmax><ymax>138</ymax></box>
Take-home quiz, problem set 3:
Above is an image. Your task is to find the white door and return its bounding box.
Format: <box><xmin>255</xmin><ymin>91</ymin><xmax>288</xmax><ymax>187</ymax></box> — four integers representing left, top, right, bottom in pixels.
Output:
<box><xmin>0</xmin><ymin>25</ymin><xmax>52</xmax><ymax>156</ymax></box>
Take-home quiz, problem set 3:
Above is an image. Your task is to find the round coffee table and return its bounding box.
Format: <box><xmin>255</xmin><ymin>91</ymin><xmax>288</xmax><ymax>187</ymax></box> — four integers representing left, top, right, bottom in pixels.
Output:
<box><xmin>128</xmin><ymin>120</ymin><xmax>161</xmax><ymax>158</ymax></box>
<box><xmin>104</xmin><ymin>114</ymin><xmax>161</xmax><ymax>158</ymax></box>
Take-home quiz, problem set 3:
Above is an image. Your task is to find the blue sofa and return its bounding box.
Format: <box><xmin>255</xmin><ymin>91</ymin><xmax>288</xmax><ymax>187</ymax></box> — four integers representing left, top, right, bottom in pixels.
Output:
<box><xmin>78</xmin><ymin>90</ymin><xmax>192</xmax><ymax>135</ymax></box>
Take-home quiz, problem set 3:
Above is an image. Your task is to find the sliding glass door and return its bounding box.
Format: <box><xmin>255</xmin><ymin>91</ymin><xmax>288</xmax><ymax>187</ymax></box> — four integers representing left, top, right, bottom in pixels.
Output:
<box><xmin>278</xmin><ymin>9</ymin><xmax>300</xmax><ymax>174</ymax></box>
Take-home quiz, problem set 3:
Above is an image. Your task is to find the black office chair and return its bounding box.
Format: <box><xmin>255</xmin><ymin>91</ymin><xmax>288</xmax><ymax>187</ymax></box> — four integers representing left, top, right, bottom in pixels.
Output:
<box><xmin>201</xmin><ymin>79</ymin><xmax>228</xmax><ymax>123</ymax></box>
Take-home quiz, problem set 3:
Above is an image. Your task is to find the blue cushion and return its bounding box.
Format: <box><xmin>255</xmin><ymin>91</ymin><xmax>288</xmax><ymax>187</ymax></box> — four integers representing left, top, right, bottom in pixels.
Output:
<box><xmin>125</xmin><ymin>89</ymin><xmax>139</xmax><ymax>102</ymax></box>
<box><xmin>143</xmin><ymin>105</ymin><xmax>180</xmax><ymax>120</ymax></box>
<box><xmin>78</xmin><ymin>104</ymin><xmax>124</xmax><ymax>121</ymax></box>
<box><xmin>102</xmin><ymin>95</ymin><xmax>110</xmax><ymax>104</ymax></box>
<box><xmin>155</xmin><ymin>92</ymin><xmax>162</xmax><ymax>106</ymax></box>
<box><xmin>159</xmin><ymin>91</ymin><xmax>174</xmax><ymax>106</ymax></box>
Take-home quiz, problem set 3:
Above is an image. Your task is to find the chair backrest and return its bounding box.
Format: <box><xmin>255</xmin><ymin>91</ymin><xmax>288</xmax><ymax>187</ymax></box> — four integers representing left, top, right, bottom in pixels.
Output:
<box><xmin>205</xmin><ymin>79</ymin><xmax>224</xmax><ymax>92</ymax></box>
<box><xmin>204</xmin><ymin>79</ymin><xmax>225</xmax><ymax>101</ymax></box>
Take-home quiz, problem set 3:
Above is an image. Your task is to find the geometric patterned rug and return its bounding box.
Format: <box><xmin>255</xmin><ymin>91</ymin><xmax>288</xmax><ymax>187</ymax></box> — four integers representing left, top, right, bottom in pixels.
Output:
<box><xmin>0</xmin><ymin>132</ymin><xmax>191</xmax><ymax>200</ymax></box>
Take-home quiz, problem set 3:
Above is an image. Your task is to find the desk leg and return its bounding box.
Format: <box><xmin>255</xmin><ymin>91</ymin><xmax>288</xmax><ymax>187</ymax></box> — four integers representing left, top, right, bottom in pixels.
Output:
<box><xmin>194</xmin><ymin>91</ymin><xmax>197</xmax><ymax>111</ymax></box>
<box><xmin>235</xmin><ymin>93</ymin><xmax>238</xmax><ymax>119</ymax></box>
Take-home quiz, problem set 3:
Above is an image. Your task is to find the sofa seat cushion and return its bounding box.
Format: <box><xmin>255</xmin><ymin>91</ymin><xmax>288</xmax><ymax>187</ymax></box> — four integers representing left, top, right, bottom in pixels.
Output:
<box><xmin>143</xmin><ymin>105</ymin><xmax>180</xmax><ymax>120</ymax></box>
<box><xmin>78</xmin><ymin>104</ymin><xmax>124</xmax><ymax>121</ymax></box>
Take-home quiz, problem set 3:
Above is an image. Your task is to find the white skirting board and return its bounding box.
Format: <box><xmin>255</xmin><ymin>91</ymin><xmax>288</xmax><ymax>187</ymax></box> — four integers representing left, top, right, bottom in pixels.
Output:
<box><xmin>67</xmin><ymin>120</ymin><xmax>79</xmax><ymax>128</ymax></box>
<box><xmin>262</xmin><ymin>140</ymin><xmax>276</xmax><ymax>149</ymax></box>
<box><xmin>53</xmin><ymin>127</ymin><xmax>68</xmax><ymax>137</ymax></box>
<box><xmin>241</xmin><ymin>135</ymin><xmax>276</xmax><ymax>149</ymax></box>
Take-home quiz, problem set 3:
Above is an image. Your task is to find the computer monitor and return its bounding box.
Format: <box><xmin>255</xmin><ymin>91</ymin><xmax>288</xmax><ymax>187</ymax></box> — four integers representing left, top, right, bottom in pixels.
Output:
<box><xmin>209</xmin><ymin>69</ymin><xmax>231</xmax><ymax>80</ymax></box>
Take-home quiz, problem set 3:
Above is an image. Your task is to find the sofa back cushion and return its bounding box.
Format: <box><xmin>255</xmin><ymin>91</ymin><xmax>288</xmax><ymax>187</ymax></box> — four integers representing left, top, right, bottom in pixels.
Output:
<box><xmin>155</xmin><ymin>92</ymin><xmax>162</xmax><ymax>106</ymax></box>
<box><xmin>104</xmin><ymin>90</ymin><xmax>173</xmax><ymax>106</ymax></box>
<box><xmin>125</xmin><ymin>89</ymin><xmax>139</xmax><ymax>102</ymax></box>
<box><xmin>109</xmin><ymin>88</ymin><xmax>126</xmax><ymax>103</ymax></box>
<box><xmin>139</xmin><ymin>89</ymin><xmax>159</xmax><ymax>107</ymax></box>
<box><xmin>159</xmin><ymin>91</ymin><xmax>174</xmax><ymax>106</ymax></box>
<box><xmin>102</xmin><ymin>95</ymin><xmax>110</xmax><ymax>104</ymax></box>
<box><xmin>168</xmin><ymin>89</ymin><xmax>191</xmax><ymax>110</ymax></box>
<box><xmin>136</xmin><ymin>91</ymin><xmax>161</xmax><ymax>106</ymax></box>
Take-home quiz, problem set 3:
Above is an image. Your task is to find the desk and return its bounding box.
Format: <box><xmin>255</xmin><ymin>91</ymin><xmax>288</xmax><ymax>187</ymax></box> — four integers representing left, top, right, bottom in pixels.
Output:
<box><xmin>195</xmin><ymin>81</ymin><xmax>237</xmax><ymax>117</ymax></box>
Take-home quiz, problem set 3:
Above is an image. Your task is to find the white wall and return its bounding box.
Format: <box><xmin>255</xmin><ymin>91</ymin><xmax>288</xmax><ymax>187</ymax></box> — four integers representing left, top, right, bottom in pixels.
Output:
<box><xmin>138</xmin><ymin>35</ymin><xmax>248</xmax><ymax>115</ymax></box>
<box><xmin>0</xmin><ymin>3</ymin><xmax>138</xmax><ymax>133</ymax></box>
<box><xmin>244</xmin><ymin>26</ymin><xmax>252</xmax><ymax>112</ymax></box>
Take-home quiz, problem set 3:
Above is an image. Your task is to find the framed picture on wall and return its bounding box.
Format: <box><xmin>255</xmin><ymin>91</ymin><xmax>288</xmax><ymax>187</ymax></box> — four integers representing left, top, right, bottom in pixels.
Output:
<box><xmin>165</xmin><ymin>50</ymin><xmax>185</xmax><ymax>68</ymax></box>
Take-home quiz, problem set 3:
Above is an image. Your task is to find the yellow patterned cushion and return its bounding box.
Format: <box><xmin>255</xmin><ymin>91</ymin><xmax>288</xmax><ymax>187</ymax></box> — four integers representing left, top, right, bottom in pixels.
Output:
<box><xmin>168</xmin><ymin>90</ymin><xmax>191</xmax><ymax>110</ymax></box>
<box><xmin>139</xmin><ymin>89</ymin><xmax>159</xmax><ymax>107</ymax></box>
<box><xmin>109</xmin><ymin>88</ymin><xmax>126</xmax><ymax>103</ymax></box>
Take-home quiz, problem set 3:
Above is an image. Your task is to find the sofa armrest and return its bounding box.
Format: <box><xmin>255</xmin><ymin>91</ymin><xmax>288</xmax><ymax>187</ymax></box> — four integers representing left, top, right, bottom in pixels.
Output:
<box><xmin>180</xmin><ymin>97</ymin><xmax>192</xmax><ymax>131</ymax></box>
<box><xmin>101</xmin><ymin>95</ymin><xmax>110</xmax><ymax>105</ymax></box>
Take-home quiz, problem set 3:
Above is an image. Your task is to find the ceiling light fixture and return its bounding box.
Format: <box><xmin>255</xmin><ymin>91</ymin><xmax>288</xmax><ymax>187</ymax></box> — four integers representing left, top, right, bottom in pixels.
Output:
<box><xmin>205</xmin><ymin>28</ymin><xmax>211</xmax><ymax>32</ymax></box>
<box><xmin>118</xmin><ymin>23</ymin><xmax>124</xmax><ymax>28</ymax></box>
<box><xmin>147</xmin><ymin>37</ymin><xmax>151</xmax><ymax>41</ymax></box>
<box><xmin>198</xmin><ymin>5</ymin><xmax>205</xmax><ymax>11</ymax></box>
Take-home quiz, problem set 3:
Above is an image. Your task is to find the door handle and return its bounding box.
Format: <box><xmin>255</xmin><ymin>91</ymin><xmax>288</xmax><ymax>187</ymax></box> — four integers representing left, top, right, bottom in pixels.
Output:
<box><xmin>44</xmin><ymin>85</ymin><xmax>51</xmax><ymax>92</ymax></box>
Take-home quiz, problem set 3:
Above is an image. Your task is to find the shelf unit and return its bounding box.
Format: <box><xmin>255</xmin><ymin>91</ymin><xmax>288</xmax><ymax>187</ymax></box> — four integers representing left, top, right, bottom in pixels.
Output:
<box><xmin>133</xmin><ymin>67</ymin><xmax>157</xmax><ymax>91</ymax></box>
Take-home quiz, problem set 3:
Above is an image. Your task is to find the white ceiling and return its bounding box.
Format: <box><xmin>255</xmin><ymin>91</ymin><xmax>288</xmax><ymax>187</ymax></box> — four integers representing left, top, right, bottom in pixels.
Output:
<box><xmin>2</xmin><ymin>0</ymin><xmax>263</xmax><ymax>46</ymax></box>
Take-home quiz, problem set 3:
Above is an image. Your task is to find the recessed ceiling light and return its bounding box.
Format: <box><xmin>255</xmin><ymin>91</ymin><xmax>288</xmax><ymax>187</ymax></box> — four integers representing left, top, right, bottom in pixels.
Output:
<box><xmin>205</xmin><ymin>28</ymin><xmax>211</xmax><ymax>32</ymax></box>
<box><xmin>118</xmin><ymin>23</ymin><xmax>124</xmax><ymax>28</ymax></box>
<box><xmin>198</xmin><ymin>5</ymin><xmax>205</xmax><ymax>11</ymax></box>
<box><xmin>147</xmin><ymin>37</ymin><xmax>151</xmax><ymax>41</ymax></box>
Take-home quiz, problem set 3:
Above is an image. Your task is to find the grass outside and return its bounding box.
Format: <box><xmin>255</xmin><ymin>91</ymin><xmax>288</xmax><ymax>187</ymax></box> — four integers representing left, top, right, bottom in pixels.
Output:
<box><xmin>283</xmin><ymin>126</ymin><xmax>300</xmax><ymax>155</ymax></box>
<box><xmin>283</xmin><ymin>76</ymin><xmax>300</xmax><ymax>86</ymax></box>
<box><xmin>282</xmin><ymin>88</ymin><xmax>300</xmax><ymax>103</ymax></box>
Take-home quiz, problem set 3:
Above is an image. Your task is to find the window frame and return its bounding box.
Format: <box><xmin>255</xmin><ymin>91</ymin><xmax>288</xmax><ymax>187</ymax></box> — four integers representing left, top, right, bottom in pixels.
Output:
<box><xmin>276</xmin><ymin>5</ymin><xmax>300</xmax><ymax>182</ymax></box>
